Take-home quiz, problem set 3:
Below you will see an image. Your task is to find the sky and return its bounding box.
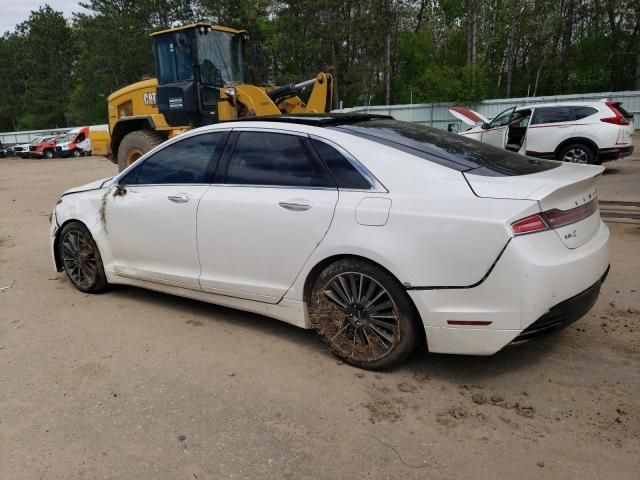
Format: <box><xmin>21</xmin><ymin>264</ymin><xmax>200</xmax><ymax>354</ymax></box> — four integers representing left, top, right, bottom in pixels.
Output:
<box><xmin>0</xmin><ymin>0</ymin><xmax>88</xmax><ymax>34</ymax></box>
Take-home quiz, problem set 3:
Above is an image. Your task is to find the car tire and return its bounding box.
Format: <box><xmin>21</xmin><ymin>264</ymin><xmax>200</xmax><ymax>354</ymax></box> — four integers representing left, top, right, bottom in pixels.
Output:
<box><xmin>308</xmin><ymin>258</ymin><xmax>421</xmax><ymax>370</ymax></box>
<box><xmin>558</xmin><ymin>143</ymin><xmax>597</xmax><ymax>165</ymax></box>
<box><xmin>58</xmin><ymin>222</ymin><xmax>109</xmax><ymax>293</ymax></box>
<box><xmin>117</xmin><ymin>130</ymin><xmax>165</xmax><ymax>172</ymax></box>
<box><xmin>44</xmin><ymin>149</ymin><xmax>53</xmax><ymax>159</ymax></box>
<box><xmin>72</xmin><ymin>149</ymin><xmax>81</xmax><ymax>158</ymax></box>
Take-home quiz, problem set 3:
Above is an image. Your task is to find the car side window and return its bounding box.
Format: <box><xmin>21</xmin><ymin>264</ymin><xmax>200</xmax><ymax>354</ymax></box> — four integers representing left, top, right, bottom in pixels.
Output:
<box><xmin>531</xmin><ymin>107</ymin><xmax>574</xmax><ymax>124</ymax></box>
<box><xmin>135</xmin><ymin>132</ymin><xmax>223</xmax><ymax>185</ymax></box>
<box><xmin>225</xmin><ymin>132</ymin><xmax>335</xmax><ymax>188</ymax></box>
<box><xmin>572</xmin><ymin>106</ymin><xmax>598</xmax><ymax>120</ymax></box>
<box><xmin>311</xmin><ymin>139</ymin><xmax>371</xmax><ymax>190</ymax></box>
<box><xmin>489</xmin><ymin>108</ymin><xmax>514</xmax><ymax>128</ymax></box>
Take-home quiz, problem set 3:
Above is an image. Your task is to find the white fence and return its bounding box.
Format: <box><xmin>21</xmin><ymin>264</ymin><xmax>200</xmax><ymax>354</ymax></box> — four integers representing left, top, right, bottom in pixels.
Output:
<box><xmin>336</xmin><ymin>90</ymin><xmax>640</xmax><ymax>131</ymax></box>
<box><xmin>0</xmin><ymin>127</ymin><xmax>72</xmax><ymax>145</ymax></box>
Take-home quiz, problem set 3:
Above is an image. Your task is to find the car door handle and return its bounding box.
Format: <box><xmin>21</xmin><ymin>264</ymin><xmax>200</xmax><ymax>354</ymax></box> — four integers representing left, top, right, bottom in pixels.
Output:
<box><xmin>278</xmin><ymin>201</ymin><xmax>311</xmax><ymax>211</ymax></box>
<box><xmin>168</xmin><ymin>194</ymin><xmax>191</xmax><ymax>203</ymax></box>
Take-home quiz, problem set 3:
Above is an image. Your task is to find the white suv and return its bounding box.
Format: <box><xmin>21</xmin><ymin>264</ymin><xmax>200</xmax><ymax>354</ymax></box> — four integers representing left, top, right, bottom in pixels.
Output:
<box><xmin>450</xmin><ymin>100</ymin><xmax>634</xmax><ymax>164</ymax></box>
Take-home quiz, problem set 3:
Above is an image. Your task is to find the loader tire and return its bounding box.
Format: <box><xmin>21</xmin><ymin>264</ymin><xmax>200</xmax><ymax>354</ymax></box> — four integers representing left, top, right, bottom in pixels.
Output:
<box><xmin>117</xmin><ymin>130</ymin><xmax>165</xmax><ymax>172</ymax></box>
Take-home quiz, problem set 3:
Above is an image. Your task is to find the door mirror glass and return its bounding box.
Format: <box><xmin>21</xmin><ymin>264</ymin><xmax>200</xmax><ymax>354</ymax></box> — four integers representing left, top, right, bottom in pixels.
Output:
<box><xmin>481</xmin><ymin>122</ymin><xmax>490</xmax><ymax>130</ymax></box>
<box><xmin>447</xmin><ymin>123</ymin><xmax>459</xmax><ymax>133</ymax></box>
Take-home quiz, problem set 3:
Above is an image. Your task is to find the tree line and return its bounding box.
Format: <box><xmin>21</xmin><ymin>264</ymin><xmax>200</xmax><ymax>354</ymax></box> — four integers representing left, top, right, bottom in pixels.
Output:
<box><xmin>0</xmin><ymin>0</ymin><xmax>638</xmax><ymax>131</ymax></box>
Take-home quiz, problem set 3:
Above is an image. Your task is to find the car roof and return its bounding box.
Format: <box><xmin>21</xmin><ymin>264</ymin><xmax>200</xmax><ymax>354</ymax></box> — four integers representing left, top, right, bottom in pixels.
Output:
<box><xmin>221</xmin><ymin>113</ymin><xmax>393</xmax><ymax>127</ymax></box>
<box><xmin>516</xmin><ymin>101</ymin><xmax>604</xmax><ymax>110</ymax></box>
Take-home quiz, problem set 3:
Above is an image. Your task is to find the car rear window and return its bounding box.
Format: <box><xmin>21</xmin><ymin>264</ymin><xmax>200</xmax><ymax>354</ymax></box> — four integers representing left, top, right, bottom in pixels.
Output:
<box><xmin>331</xmin><ymin>119</ymin><xmax>560</xmax><ymax>176</ymax></box>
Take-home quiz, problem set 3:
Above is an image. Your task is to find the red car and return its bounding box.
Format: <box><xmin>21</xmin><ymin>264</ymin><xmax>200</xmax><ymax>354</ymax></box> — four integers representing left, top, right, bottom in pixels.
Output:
<box><xmin>29</xmin><ymin>135</ymin><xmax>63</xmax><ymax>159</ymax></box>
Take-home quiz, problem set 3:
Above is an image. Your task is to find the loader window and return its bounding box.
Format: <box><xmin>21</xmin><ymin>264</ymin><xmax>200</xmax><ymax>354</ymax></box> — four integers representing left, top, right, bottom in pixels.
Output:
<box><xmin>155</xmin><ymin>34</ymin><xmax>194</xmax><ymax>84</ymax></box>
<box><xmin>197</xmin><ymin>30</ymin><xmax>244</xmax><ymax>85</ymax></box>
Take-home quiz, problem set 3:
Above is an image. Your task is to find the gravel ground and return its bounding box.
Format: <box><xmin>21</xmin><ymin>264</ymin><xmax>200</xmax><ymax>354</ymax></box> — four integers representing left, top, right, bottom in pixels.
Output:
<box><xmin>0</xmin><ymin>150</ymin><xmax>638</xmax><ymax>480</ymax></box>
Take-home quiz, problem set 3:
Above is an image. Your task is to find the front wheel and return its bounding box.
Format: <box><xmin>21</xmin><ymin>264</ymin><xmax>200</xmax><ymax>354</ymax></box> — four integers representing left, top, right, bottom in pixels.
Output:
<box><xmin>309</xmin><ymin>259</ymin><xmax>420</xmax><ymax>370</ymax></box>
<box><xmin>558</xmin><ymin>143</ymin><xmax>597</xmax><ymax>165</ymax></box>
<box><xmin>59</xmin><ymin>222</ymin><xmax>109</xmax><ymax>293</ymax></box>
<box><xmin>72</xmin><ymin>149</ymin><xmax>81</xmax><ymax>157</ymax></box>
<box><xmin>44</xmin><ymin>149</ymin><xmax>53</xmax><ymax>159</ymax></box>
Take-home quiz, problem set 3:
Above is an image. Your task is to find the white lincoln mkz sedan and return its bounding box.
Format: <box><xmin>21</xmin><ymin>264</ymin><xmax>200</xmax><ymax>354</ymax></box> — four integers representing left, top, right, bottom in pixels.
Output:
<box><xmin>50</xmin><ymin>114</ymin><xmax>610</xmax><ymax>369</ymax></box>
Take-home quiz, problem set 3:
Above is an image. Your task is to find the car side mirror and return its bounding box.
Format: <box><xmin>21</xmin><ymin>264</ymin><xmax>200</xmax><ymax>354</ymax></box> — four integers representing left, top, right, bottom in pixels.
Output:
<box><xmin>447</xmin><ymin>123</ymin><xmax>459</xmax><ymax>133</ymax></box>
<box><xmin>481</xmin><ymin>122</ymin><xmax>490</xmax><ymax>130</ymax></box>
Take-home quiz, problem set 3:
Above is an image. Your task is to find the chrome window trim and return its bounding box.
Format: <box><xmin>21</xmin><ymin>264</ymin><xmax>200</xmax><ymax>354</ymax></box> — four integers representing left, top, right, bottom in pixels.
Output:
<box><xmin>211</xmin><ymin>183</ymin><xmax>337</xmax><ymax>191</ymax></box>
<box><xmin>309</xmin><ymin>134</ymin><xmax>388</xmax><ymax>193</ymax></box>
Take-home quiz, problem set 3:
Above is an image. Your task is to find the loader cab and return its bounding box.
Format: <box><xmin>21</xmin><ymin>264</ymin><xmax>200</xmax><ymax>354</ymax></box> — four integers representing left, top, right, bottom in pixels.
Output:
<box><xmin>151</xmin><ymin>23</ymin><xmax>247</xmax><ymax>127</ymax></box>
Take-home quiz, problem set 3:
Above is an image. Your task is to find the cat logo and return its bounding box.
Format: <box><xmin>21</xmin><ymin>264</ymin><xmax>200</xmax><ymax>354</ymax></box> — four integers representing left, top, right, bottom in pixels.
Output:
<box><xmin>143</xmin><ymin>92</ymin><xmax>157</xmax><ymax>106</ymax></box>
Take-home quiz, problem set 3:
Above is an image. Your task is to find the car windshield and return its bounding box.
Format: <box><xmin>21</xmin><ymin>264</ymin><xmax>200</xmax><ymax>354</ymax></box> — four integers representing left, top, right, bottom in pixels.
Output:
<box><xmin>331</xmin><ymin>119</ymin><xmax>560</xmax><ymax>176</ymax></box>
<box><xmin>59</xmin><ymin>133</ymin><xmax>75</xmax><ymax>143</ymax></box>
<box><xmin>30</xmin><ymin>137</ymin><xmax>46</xmax><ymax>144</ymax></box>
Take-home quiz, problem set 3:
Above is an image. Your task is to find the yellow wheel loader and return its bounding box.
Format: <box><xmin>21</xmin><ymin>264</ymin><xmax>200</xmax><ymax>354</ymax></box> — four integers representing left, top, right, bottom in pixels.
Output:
<box><xmin>107</xmin><ymin>23</ymin><xmax>333</xmax><ymax>171</ymax></box>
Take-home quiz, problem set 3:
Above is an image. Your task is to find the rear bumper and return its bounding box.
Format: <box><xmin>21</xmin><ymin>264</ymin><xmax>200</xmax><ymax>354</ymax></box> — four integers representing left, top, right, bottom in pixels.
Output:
<box><xmin>598</xmin><ymin>145</ymin><xmax>634</xmax><ymax>161</ymax></box>
<box><xmin>409</xmin><ymin>221</ymin><xmax>609</xmax><ymax>355</ymax></box>
<box><xmin>512</xmin><ymin>266</ymin><xmax>608</xmax><ymax>342</ymax></box>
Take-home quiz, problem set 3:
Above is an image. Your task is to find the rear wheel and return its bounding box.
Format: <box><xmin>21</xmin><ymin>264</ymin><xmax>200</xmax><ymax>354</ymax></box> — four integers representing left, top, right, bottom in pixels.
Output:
<box><xmin>308</xmin><ymin>259</ymin><xmax>420</xmax><ymax>370</ymax></box>
<box><xmin>117</xmin><ymin>130</ymin><xmax>165</xmax><ymax>172</ymax></box>
<box><xmin>558</xmin><ymin>143</ymin><xmax>597</xmax><ymax>165</ymax></box>
<box><xmin>59</xmin><ymin>222</ymin><xmax>108</xmax><ymax>293</ymax></box>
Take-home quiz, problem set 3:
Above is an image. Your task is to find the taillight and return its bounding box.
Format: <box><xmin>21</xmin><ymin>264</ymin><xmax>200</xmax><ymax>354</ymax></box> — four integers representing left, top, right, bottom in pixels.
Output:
<box><xmin>511</xmin><ymin>214</ymin><xmax>549</xmax><ymax>235</ymax></box>
<box><xmin>601</xmin><ymin>102</ymin><xmax>631</xmax><ymax>125</ymax></box>
<box><xmin>511</xmin><ymin>199</ymin><xmax>598</xmax><ymax>236</ymax></box>
<box><xmin>543</xmin><ymin>199</ymin><xmax>598</xmax><ymax>228</ymax></box>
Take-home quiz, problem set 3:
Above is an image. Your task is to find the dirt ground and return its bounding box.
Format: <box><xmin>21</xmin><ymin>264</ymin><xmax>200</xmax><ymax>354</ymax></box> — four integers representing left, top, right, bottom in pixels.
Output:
<box><xmin>1</xmin><ymin>148</ymin><xmax>639</xmax><ymax>479</ymax></box>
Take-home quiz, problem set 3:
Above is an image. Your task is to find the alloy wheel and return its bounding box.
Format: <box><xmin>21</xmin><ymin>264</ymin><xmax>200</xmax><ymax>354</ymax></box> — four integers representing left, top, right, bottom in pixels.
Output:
<box><xmin>563</xmin><ymin>148</ymin><xmax>588</xmax><ymax>164</ymax></box>
<box><xmin>61</xmin><ymin>229</ymin><xmax>98</xmax><ymax>290</ymax></box>
<box><xmin>314</xmin><ymin>272</ymin><xmax>400</xmax><ymax>362</ymax></box>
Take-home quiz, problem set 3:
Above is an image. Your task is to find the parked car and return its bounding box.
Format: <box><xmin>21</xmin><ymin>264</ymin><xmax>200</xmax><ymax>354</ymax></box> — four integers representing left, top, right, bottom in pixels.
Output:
<box><xmin>55</xmin><ymin>127</ymin><xmax>91</xmax><ymax>157</ymax></box>
<box><xmin>30</xmin><ymin>135</ymin><xmax>63</xmax><ymax>159</ymax></box>
<box><xmin>14</xmin><ymin>137</ymin><xmax>45</xmax><ymax>158</ymax></box>
<box><xmin>449</xmin><ymin>100</ymin><xmax>634</xmax><ymax>164</ymax></box>
<box><xmin>50</xmin><ymin>114</ymin><xmax>609</xmax><ymax>370</ymax></box>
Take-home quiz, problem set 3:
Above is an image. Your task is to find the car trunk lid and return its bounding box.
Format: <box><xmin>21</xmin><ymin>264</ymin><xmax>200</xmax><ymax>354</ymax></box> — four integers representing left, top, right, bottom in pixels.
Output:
<box><xmin>464</xmin><ymin>163</ymin><xmax>604</xmax><ymax>248</ymax></box>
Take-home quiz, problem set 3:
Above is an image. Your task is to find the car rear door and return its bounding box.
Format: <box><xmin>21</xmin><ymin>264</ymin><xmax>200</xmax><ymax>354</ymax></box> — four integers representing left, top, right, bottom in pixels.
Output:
<box><xmin>196</xmin><ymin>129</ymin><xmax>339</xmax><ymax>303</ymax></box>
<box><xmin>106</xmin><ymin>132</ymin><xmax>226</xmax><ymax>288</ymax></box>
<box><xmin>525</xmin><ymin>106</ymin><xmax>576</xmax><ymax>157</ymax></box>
<box><xmin>481</xmin><ymin>107</ymin><xmax>515</xmax><ymax>148</ymax></box>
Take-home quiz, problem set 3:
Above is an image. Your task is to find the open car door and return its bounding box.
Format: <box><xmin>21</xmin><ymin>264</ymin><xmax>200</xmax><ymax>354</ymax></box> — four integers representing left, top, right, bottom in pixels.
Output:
<box><xmin>480</xmin><ymin>106</ymin><xmax>516</xmax><ymax>149</ymax></box>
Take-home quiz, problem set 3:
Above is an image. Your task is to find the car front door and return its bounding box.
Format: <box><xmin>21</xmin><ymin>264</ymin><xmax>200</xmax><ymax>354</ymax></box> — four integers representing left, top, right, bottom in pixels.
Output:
<box><xmin>197</xmin><ymin>129</ymin><xmax>339</xmax><ymax>303</ymax></box>
<box><xmin>481</xmin><ymin>106</ymin><xmax>515</xmax><ymax>148</ymax></box>
<box><xmin>106</xmin><ymin>132</ymin><xmax>226</xmax><ymax>288</ymax></box>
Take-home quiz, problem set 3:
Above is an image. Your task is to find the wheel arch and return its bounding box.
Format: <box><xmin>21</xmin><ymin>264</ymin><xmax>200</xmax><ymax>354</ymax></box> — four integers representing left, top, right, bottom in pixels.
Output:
<box><xmin>110</xmin><ymin>116</ymin><xmax>157</xmax><ymax>164</ymax></box>
<box><xmin>554</xmin><ymin>137</ymin><xmax>599</xmax><ymax>159</ymax></box>
<box><xmin>301</xmin><ymin>253</ymin><xmax>427</xmax><ymax>348</ymax></box>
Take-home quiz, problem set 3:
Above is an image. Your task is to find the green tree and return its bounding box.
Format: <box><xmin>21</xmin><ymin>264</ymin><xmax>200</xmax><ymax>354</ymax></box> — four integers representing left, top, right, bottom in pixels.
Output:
<box><xmin>17</xmin><ymin>5</ymin><xmax>75</xmax><ymax>129</ymax></box>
